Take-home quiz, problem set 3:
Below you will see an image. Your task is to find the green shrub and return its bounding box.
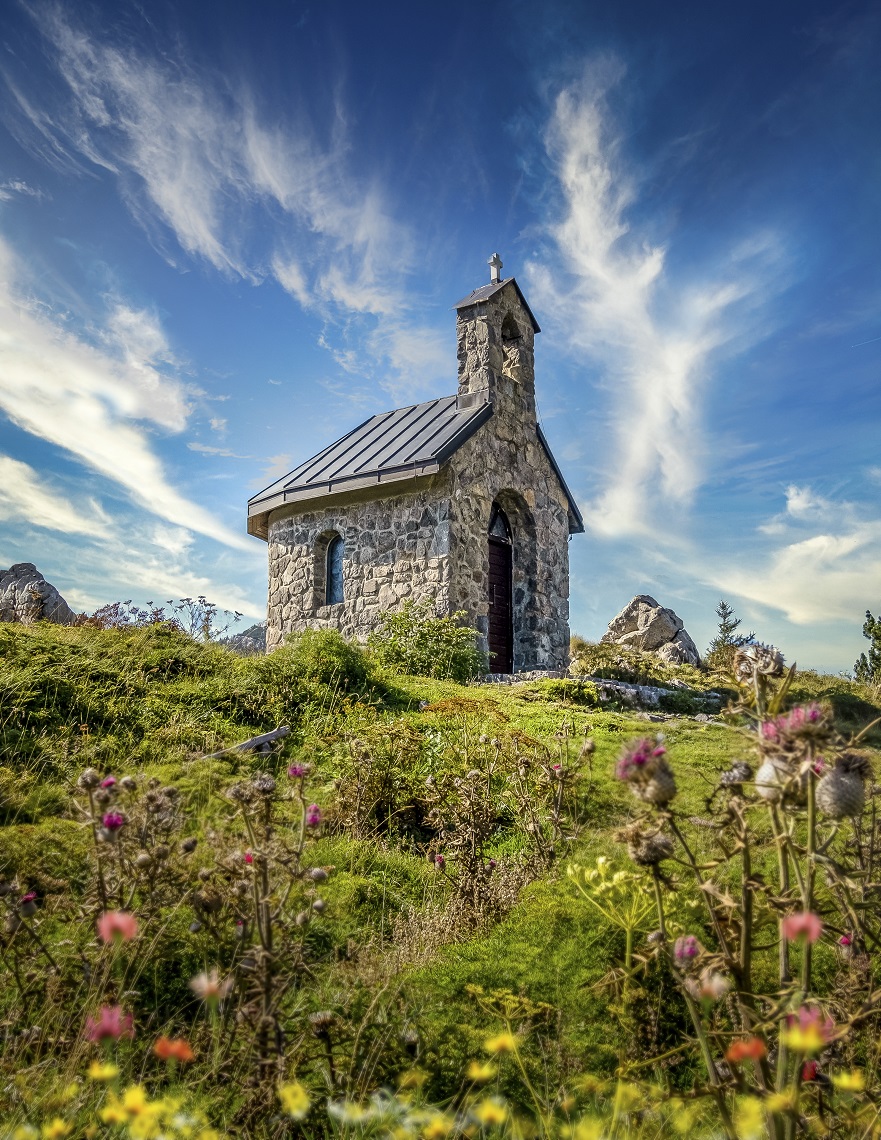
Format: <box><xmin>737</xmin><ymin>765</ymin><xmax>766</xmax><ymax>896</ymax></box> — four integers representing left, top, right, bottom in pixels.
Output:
<box><xmin>278</xmin><ymin>628</ymin><xmax>372</xmax><ymax>689</ymax></box>
<box><xmin>367</xmin><ymin>600</ymin><xmax>485</xmax><ymax>683</ymax></box>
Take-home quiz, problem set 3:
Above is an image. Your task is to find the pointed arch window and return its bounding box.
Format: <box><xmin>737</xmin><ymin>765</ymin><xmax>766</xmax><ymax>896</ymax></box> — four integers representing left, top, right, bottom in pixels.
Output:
<box><xmin>326</xmin><ymin>535</ymin><xmax>345</xmax><ymax>605</ymax></box>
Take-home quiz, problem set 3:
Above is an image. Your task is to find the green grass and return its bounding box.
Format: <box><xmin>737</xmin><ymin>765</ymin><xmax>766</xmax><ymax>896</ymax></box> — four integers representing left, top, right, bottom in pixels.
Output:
<box><xmin>2</xmin><ymin>621</ymin><xmax>881</xmax><ymax>1133</ymax></box>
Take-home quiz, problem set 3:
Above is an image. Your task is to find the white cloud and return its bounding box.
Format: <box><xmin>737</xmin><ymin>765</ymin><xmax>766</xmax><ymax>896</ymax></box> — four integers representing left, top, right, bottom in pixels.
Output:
<box><xmin>14</xmin><ymin>9</ymin><xmax>450</xmax><ymax>395</ymax></box>
<box><xmin>785</xmin><ymin>484</ymin><xmax>833</xmax><ymax>519</ymax></box>
<box><xmin>0</xmin><ymin>236</ymin><xmax>250</xmax><ymax>549</ymax></box>
<box><xmin>527</xmin><ymin>63</ymin><xmax>787</xmax><ymax>538</ymax></box>
<box><xmin>0</xmin><ymin>179</ymin><xmax>45</xmax><ymax>201</ymax></box>
<box><xmin>0</xmin><ymin>455</ymin><xmax>111</xmax><ymax>537</ymax></box>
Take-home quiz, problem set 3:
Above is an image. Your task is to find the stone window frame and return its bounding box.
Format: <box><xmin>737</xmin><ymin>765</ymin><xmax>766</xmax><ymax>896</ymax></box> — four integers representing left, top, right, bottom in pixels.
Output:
<box><xmin>312</xmin><ymin>529</ymin><xmax>345</xmax><ymax>610</ymax></box>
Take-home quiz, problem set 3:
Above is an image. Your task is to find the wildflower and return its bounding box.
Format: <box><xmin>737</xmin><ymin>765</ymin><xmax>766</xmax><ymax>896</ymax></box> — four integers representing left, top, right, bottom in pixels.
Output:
<box><xmin>119</xmin><ymin>776</ymin><xmax>137</xmax><ymax>792</ymax></box>
<box><xmin>327</xmin><ymin>1101</ymin><xmax>372</xmax><ymax>1124</ymax></box>
<box><xmin>41</xmin><ymin>1119</ymin><xmax>71</xmax><ymax>1140</ymax></box>
<box><xmin>12</xmin><ymin>1127</ymin><xmax>38</xmax><ymax>1140</ymax></box>
<box><xmin>85</xmin><ymin>1005</ymin><xmax>134</xmax><ymax>1042</ymax></box>
<box><xmin>471</xmin><ymin>1098</ymin><xmax>508</xmax><ymax>1127</ymax></box>
<box><xmin>484</xmin><ymin>1031</ymin><xmax>518</xmax><ymax>1054</ymax></box>
<box><xmin>839</xmin><ymin>934</ymin><xmax>853</xmax><ymax>947</ymax></box>
<box><xmin>802</xmin><ymin>1061</ymin><xmax>818</xmax><ymax>1081</ymax></box>
<box><xmin>153</xmin><ymin>1036</ymin><xmax>195</xmax><ymax>1062</ymax></box>
<box><xmin>615</xmin><ymin>738</ymin><xmax>666</xmax><ymax>781</ymax></box>
<box><xmin>243</xmin><ymin>851</ymin><xmax>254</xmax><ymax>865</ymax></box>
<box><xmin>765</xmin><ymin>1091</ymin><xmax>796</xmax><ymax>1114</ymax></box>
<box><xmin>673</xmin><ymin>935</ymin><xmax>702</xmax><ymax>966</ymax></box>
<box><xmin>780</xmin><ymin>1006</ymin><xmax>835</xmax><ymax>1054</ymax></box>
<box><xmin>423</xmin><ymin>1113</ymin><xmax>456</xmax><ymax>1138</ymax></box>
<box><xmin>288</xmin><ymin>763</ymin><xmax>311</xmax><ymax>778</ymax></box>
<box><xmin>101</xmin><ymin>776</ymin><xmax>117</xmax><ymax>789</ymax></box>
<box><xmin>781</xmin><ymin>912</ymin><xmax>823</xmax><ymax>944</ymax></box>
<box><xmin>278</xmin><ymin>1081</ymin><xmax>311</xmax><ymax>1119</ymax></box>
<box><xmin>87</xmin><ymin>1060</ymin><xmax>119</xmax><ymax>1081</ymax></box>
<box><xmin>78</xmin><ymin>768</ymin><xmax>101</xmax><ymax>789</ymax></box>
<box><xmin>97</xmin><ymin>911</ymin><xmax>139</xmax><ymax>943</ymax></box>
<box><xmin>685</xmin><ymin>968</ymin><xmax>730</xmax><ymax>1003</ymax></box>
<box><xmin>467</xmin><ymin>1061</ymin><xmax>497</xmax><ymax>1082</ymax></box>
<box><xmin>734</xmin><ymin>642</ymin><xmax>785</xmax><ymax>681</ymax></box>
<box><xmin>189</xmin><ymin>969</ymin><xmax>233</xmax><ymax>1003</ymax></box>
<box><xmin>121</xmin><ymin>1087</ymin><xmax>149</xmax><ymax>1115</ymax></box>
<box><xmin>733</xmin><ymin>1096</ymin><xmax>765</xmax><ymax>1140</ymax></box>
<box><xmin>101</xmin><ymin>811</ymin><xmax>126</xmax><ymax>833</ymax></box>
<box><xmin>19</xmin><ymin>892</ymin><xmax>38</xmax><ymax>917</ymax></box>
<box><xmin>252</xmin><ymin>772</ymin><xmax>276</xmax><ymax>795</ymax></box>
<box><xmin>99</xmin><ymin>1098</ymin><xmax>129</xmax><ymax>1126</ymax></box>
<box><xmin>614</xmin><ymin>738</ymin><xmax>677</xmax><ymax>805</ymax></box>
<box><xmin>434</xmin><ymin>854</ymin><xmax>446</xmax><ymax>870</ymax></box>
<box><xmin>398</xmin><ymin>1068</ymin><xmax>428</xmax><ymax>1089</ymax></box>
<box><xmin>725</xmin><ymin>1037</ymin><xmax>767</xmax><ymax>1064</ymax></box>
<box><xmin>831</xmin><ymin>1069</ymin><xmax>865</xmax><ymax>1092</ymax></box>
<box><xmin>305</xmin><ymin>803</ymin><xmax>322</xmax><ymax>827</ymax></box>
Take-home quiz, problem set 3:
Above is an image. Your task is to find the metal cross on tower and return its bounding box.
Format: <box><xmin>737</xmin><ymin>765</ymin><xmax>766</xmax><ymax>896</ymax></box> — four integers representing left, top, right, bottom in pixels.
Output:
<box><xmin>488</xmin><ymin>252</ymin><xmax>503</xmax><ymax>284</ymax></box>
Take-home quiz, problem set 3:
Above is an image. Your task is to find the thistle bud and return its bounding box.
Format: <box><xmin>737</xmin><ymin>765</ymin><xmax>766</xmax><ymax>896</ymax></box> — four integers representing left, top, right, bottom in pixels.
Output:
<box><xmin>119</xmin><ymin>776</ymin><xmax>137</xmax><ymax>792</ymax></box>
<box><xmin>135</xmin><ymin>851</ymin><xmax>153</xmax><ymax>869</ymax></box>
<box><xmin>308</xmin><ymin>868</ymin><xmax>328</xmax><ymax>883</ymax></box>
<box><xmin>78</xmin><ymin>768</ymin><xmax>101</xmax><ymax>790</ymax></box>
<box><xmin>181</xmin><ymin>838</ymin><xmax>198</xmax><ymax>853</ymax></box>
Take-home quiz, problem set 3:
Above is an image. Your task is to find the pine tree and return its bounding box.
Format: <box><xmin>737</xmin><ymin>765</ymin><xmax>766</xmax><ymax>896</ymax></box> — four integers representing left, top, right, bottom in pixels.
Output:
<box><xmin>854</xmin><ymin>610</ymin><xmax>881</xmax><ymax>685</ymax></box>
<box><xmin>705</xmin><ymin>600</ymin><xmax>754</xmax><ymax>671</ymax></box>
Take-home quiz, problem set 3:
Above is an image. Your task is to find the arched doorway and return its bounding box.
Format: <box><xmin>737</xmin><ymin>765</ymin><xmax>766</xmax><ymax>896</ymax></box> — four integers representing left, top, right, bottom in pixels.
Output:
<box><xmin>487</xmin><ymin>503</ymin><xmax>513</xmax><ymax>673</ymax></box>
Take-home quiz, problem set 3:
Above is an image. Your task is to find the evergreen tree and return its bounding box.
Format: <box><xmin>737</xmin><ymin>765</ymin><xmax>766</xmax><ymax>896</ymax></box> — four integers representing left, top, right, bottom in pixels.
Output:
<box><xmin>854</xmin><ymin>610</ymin><xmax>881</xmax><ymax>685</ymax></box>
<box><xmin>706</xmin><ymin>600</ymin><xmax>754</xmax><ymax>671</ymax></box>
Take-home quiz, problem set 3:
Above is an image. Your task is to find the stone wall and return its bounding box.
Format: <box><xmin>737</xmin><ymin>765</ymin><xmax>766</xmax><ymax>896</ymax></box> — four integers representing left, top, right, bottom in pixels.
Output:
<box><xmin>265</xmin><ymin>478</ymin><xmax>452</xmax><ymax>651</ymax></box>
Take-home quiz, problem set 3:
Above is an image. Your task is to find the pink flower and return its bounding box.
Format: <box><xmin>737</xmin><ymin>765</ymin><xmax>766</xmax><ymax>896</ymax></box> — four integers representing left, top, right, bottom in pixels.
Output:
<box><xmin>101</xmin><ymin>776</ymin><xmax>117</xmax><ymax>789</ymax></box>
<box><xmin>85</xmin><ymin>1005</ymin><xmax>134</xmax><ymax>1042</ymax></box>
<box><xmin>97</xmin><ymin>911</ymin><xmax>138</xmax><ymax>943</ymax></box>
<box><xmin>434</xmin><ymin>854</ymin><xmax>445</xmax><ymax>870</ymax></box>
<box><xmin>782</xmin><ymin>912</ymin><xmax>823</xmax><ymax>944</ymax></box>
<box><xmin>288</xmin><ymin>763</ymin><xmax>311</xmax><ymax>779</ymax></box>
<box><xmin>243</xmin><ymin>851</ymin><xmax>254</xmax><ymax>865</ymax></box>
<box><xmin>305</xmin><ymin>804</ymin><xmax>322</xmax><ymax>827</ymax></box>
<box><xmin>685</xmin><ymin>967</ymin><xmax>730</xmax><ymax>1003</ymax></box>
<box><xmin>189</xmin><ymin>969</ymin><xmax>233</xmax><ymax>1002</ymax></box>
<box><xmin>802</xmin><ymin>1061</ymin><xmax>819</xmax><ymax>1081</ymax></box>
<box><xmin>839</xmin><ymin>935</ymin><xmax>853</xmax><ymax>947</ymax></box>
<box><xmin>615</xmin><ymin>739</ymin><xmax>666</xmax><ymax>782</ymax></box>
<box><xmin>674</xmin><ymin>935</ymin><xmax>702</xmax><ymax>965</ymax></box>
<box><xmin>102</xmin><ymin>811</ymin><xmax>125</xmax><ymax>832</ymax></box>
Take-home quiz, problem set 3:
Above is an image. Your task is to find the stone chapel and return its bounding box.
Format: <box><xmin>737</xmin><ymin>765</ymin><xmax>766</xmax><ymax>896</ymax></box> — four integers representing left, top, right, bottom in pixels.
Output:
<box><xmin>247</xmin><ymin>256</ymin><xmax>583</xmax><ymax>671</ymax></box>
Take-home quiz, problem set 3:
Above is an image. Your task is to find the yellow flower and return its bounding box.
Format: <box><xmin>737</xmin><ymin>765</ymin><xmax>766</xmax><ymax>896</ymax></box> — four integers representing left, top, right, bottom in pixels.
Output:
<box><xmin>571</xmin><ymin>1120</ymin><xmax>604</xmax><ymax>1140</ymax></box>
<box><xmin>733</xmin><ymin>1096</ymin><xmax>765</xmax><ymax>1140</ymax></box>
<box><xmin>831</xmin><ymin>1070</ymin><xmax>865</xmax><ymax>1093</ymax></box>
<box><xmin>41</xmin><ymin>1120</ymin><xmax>71</xmax><ymax>1140</ymax></box>
<box><xmin>467</xmin><ymin>1061</ymin><xmax>497</xmax><ymax>1082</ymax></box>
<box><xmin>13</xmin><ymin>1127</ymin><xmax>38</xmax><ymax>1140</ymax></box>
<box><xmin>765</xmin><ymin>1091</ymin><xmax>796</xmax><ymax>1114</ymax></box>
<box><xmin>422</xmin><ymin>1112</ymin><xmax>456</xmax><ymax>1139</ymax></box>
<box><xmin>278</xmin><ymin>1082</ymin><xmax>311</xmax><ymax>1120</ymax></box>
<box><xmin>88</xmin><ymin>1060</ymin><xmax>120</xmax><ymax>1081</ymax></box>
<box><xmin>472</xmin><ymin>1098</ymin><xmax>508</xmax><ymax>1127</ymax></box>
<box><xmin>483</xmin><ymin>1031</ymin><xmax>518</xmax><ymax>1055</ymax></box>
<box><xmin>122</xmin><ymin>1086</ymin><xmax>150</xmax><ymax>1116</ymax></box>
<box><xmin>399</xmin><ymin>1068</ymin><xmax>429</xmax><ymax>1090</ymax></box>
<box><xmin>100</xmin><ymin>1097</ymin><xmax>130</xmax><ymax>1126</ymax></box>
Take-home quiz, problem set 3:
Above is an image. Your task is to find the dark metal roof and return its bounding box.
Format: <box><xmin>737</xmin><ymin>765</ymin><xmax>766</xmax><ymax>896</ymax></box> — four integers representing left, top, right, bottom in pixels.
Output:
<box><xmin>247</xmin><ymin>395</ymin><xmax>492</xmax><ymax>538</ymax></box>
<box><xmin>452</xmin><ymin>277</ymin><xmax>541</xmax><ymax>333</ymax></box>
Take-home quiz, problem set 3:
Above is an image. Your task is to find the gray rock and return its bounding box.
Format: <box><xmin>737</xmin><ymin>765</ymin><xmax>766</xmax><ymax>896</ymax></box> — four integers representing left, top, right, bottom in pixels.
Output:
<box><xmin>0</xmin><ymin>563</ymin><xmax>75</xmax><ymax>625</ymax></box>
<box><xmin>601</xmin><ymin>595</ymin><xmax>700</xmax><ymax>666</ymax></box>
<box><xmin>223</xmin><ymin>621</ymin><xmax>267</xmax><ymax>656</ymax></box>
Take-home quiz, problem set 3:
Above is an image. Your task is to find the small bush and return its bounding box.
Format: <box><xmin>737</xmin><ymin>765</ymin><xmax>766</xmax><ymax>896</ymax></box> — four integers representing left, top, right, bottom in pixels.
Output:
<box><xmin>278</xmin><ymin>628</ymin><xmax>371</xmax><ymax>690</ymax></box>
<box><xmin>367</xmin><ymin>600</ymin><xmax>485</xmax><ymax>683</ymax></box>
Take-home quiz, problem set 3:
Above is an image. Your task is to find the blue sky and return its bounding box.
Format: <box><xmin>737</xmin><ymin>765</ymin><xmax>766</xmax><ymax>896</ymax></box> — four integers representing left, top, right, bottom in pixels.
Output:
<box><xmin>0</xmin><ymin>0</ymin><xmax>879</xmax><ymax>672</ymax></box>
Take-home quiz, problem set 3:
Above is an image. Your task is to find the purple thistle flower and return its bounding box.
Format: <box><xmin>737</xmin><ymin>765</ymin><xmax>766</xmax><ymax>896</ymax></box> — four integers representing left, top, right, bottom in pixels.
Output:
<box><xmin>434</xmin><ymin>854</ymin><xmax>445</xmax><ymax>870</ymax></box>
<box><xmin>674</xmin><ymin>935</ymin><xmax>702</xmax><ymax>965</ymax></box>
<box><xmin>305</xmin><ymin>804</ymin><xmax>322</xmax><ymax>828</ymax></box>
<box><xmin>100</xmin><ymin>776</ymin><xmax>117</xmax><ymax>789</ymax></box>
<box><xmin>102</xmin><ymin>811</ymin><xmax>125</xmax><ymax>832</ymax></box>
<box><xmin>288</xmin><ymin>763</ymin><xmax>311</xmax><ymax>779</ymax></box>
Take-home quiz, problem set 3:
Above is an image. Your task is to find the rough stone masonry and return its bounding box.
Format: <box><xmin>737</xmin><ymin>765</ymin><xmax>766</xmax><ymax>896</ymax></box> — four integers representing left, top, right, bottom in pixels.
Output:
<box><xmin>249</xmin><ymin>259</ymin><xmax>584</xmax><ymax>671</ymax></box>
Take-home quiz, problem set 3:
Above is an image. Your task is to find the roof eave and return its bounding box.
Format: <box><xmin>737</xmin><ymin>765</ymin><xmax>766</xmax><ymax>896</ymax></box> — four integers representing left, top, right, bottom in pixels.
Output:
<box><xmin>535</xmin><ymin>424</ymin><xmax>585</xmax><ymax>534</ymax></box>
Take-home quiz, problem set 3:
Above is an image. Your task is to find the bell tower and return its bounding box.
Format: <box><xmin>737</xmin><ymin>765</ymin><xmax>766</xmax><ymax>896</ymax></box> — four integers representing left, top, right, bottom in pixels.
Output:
<box><xmin>452</xmin><ymin>254</ymin><xmax>541</xmax><ymax>424</ymax></box>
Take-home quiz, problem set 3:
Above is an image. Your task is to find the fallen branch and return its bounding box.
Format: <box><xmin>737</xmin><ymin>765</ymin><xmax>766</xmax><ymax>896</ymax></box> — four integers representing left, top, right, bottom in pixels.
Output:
<box><xmin>202</xmin><ymin>725</ymin><xmax>290</xmax><ymax>759</ymax></box>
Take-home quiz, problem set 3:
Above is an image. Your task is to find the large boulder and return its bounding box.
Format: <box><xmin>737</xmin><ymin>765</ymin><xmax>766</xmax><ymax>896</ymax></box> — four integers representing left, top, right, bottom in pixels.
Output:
<box><xmin>0</xmin><ymin>563</ymin><xmax>75</xmax><ymax>625</ymax></box>
<box><xmin>601</xmin><ymin>595</ymin><xmax>700</xmax><ymax>666</ymax></box>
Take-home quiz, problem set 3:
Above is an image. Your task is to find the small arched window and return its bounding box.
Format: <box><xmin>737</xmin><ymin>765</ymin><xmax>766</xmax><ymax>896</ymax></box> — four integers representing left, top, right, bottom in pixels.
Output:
<box><xmin>501</xmin><ymin>313</ymin><xmax>522</xmax><ymax>343</ymax></box>
<box><xmin>326</xmin><ymin>535</ymin><xmax>344</xmax><ymax>605</ymax></box>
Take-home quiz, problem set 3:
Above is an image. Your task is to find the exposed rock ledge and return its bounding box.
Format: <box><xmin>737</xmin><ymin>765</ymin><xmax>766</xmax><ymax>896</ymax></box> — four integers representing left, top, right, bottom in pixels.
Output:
<box><xmin>0</xmin><ymin>563</ymin><xmax>74</xmax><ymax>625</ymax></box>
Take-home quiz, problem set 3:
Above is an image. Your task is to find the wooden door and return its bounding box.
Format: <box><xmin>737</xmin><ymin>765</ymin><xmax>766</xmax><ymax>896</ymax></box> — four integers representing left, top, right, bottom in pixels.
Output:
<box><xmin>488</xmin><ymin>536</ymin><xmax>513</xmax><ymax>673</ymax></box>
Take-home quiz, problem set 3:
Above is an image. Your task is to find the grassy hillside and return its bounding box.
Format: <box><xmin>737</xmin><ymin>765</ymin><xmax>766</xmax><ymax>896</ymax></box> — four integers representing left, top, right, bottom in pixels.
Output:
<box><xmin>1</xmin><ymin>622</ymin><xmax>880</xmax><ymax>1137</ymax></box>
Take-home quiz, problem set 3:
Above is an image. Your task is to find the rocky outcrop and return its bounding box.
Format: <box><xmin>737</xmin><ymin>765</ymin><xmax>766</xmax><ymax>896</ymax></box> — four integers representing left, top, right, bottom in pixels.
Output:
<box><xmin>223</xmin><ymin>621</ymin><xmax>267</xmax><ymax>656</ymax></box>
<box><xmin>601</xmin><ymin>595</ymin><xmax>701</xmax><ymax>666</ymax></box>
<box><xmin>0</xmin><ymin>563</ymin><xmax>75</xmax><ymax>625</ymax></box>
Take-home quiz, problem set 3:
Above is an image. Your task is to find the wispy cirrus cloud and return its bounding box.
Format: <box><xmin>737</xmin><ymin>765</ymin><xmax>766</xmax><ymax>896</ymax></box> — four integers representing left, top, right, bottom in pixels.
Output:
<box><xmin>6</xmin><ymin>6</ymin><xmax>450</xmax><ymax>397</ymax></box>
<box><xmin>527</xmin><ymin>61</ymin><xmax>789</xmax><ymax>538</ymax></box>
<box><xmin>0</xmin><ymin>236</ymin><xmax>249</xmax><ymax>549</ymax></box>
<box><xmin>0</xmin><ymin>455</ymin><xmax>111</xmax><ymax>537</ymax></box>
